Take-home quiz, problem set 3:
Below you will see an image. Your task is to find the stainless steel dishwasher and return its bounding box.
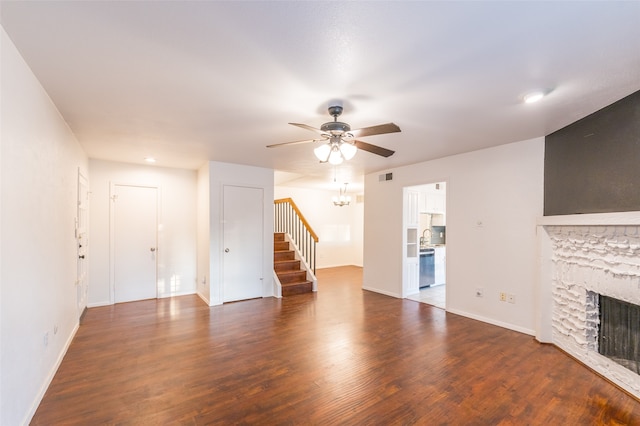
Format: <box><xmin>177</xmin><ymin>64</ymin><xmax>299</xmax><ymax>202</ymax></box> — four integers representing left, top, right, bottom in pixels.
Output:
<box><xmin>419</xmin><ymin>248</ymin><xmax>435</xmax><ymax>288</ymax></box>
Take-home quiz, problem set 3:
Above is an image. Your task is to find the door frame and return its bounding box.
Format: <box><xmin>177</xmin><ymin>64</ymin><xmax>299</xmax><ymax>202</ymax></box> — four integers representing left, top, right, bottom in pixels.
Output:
<box><xmin>402</xmin><ymin>179</ymin><xmax>449</xmax><ymax>309</ymax></box>
<box><xmin>76</xmin><ymin>168</ymin><xmax>89</xmax><ymax>319</ymax></box>
<box><xmin>109</xmin><ymin>182</ymin><xmax>161</xmax><ymax>304</ymax></box>
<box><xmin>221</xmin><ymin>184</ymin><xmax>264</xmax><ymax>303</ymax></box>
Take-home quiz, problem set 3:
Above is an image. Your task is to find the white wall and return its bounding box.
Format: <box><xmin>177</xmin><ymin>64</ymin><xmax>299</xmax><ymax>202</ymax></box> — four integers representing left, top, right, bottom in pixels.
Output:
<box><xmin>88</xmin><ymin>159</ymin><xmax>197</xmax><ymax>306</ymax></box>
<box><xmin>1</xmin><ymin>27</ymin><xmax>88</xmax><ymax>425</ymax></box>
<box><xmin>364</xmin><ymin>138</ymin><xmax>544</xmax><ymax>334</ymax></box>
<box><xmin>274</xmin><ymin>186</ymin><xmax>364</xmax><ymax>268</ymax></box>
<box><xmin>196</xmin><ymin>163</ymin><xmax>211</xmax><ymax>303</ymax></box>
<box><xmin>205</xmin><ymin>161</ymin><xmax>274</xmax><ymax>305</ymax></box>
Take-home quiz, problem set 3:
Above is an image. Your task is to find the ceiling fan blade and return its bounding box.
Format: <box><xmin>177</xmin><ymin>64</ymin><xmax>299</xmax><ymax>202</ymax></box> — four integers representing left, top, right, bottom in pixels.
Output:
<box><xmin>266</xmin><ymin>138</ymin><xmax>325</xmax><ymax>148</ymax></box>
<box><xmin>289</xmin><ymin>122</ymin><xmax>326</xmax><ymax>135</ymax></box>
<box><xmin>354</xmin><ymin>140</ymin><xmax>395</xmax><ymax>158</ymax></box>
<box><xmin>349</xmin><ymin>122</ymin><xmax>401</xmax><ymax>138</ymax></box>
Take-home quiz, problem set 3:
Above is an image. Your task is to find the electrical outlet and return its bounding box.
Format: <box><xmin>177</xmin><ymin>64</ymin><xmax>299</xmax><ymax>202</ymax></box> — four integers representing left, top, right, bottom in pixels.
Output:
<box><xmin>499</xmin><ymin>292</ymin><xmax>507</xmax><ymax>302</ymax></box>
<box><xmin>54</xmin><ymin>325</ymin><xmax>58</xmax><ymax>335</ymax></box>
<box><xmin>507</xmin><ymin>294</ymin><xmax>515</xmax><ymax>304</ymax></box>
<box><xmin>475</xmin><ymin>288</ymin><xmax>484</xmax><ymax>298</ymax></box>
<box><xmin>43</xmin><ymin>332</ymin><xmax>49</xmax><ymax>347</ymax></box>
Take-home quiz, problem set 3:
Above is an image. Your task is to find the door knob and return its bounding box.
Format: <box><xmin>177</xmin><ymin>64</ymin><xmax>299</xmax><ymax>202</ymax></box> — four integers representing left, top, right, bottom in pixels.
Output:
<box><xmin>225</xmin><ymin>248</ymin><xmax>230</xmax><ymax>253</ymax></box>
<box><xmin>78</xmin><ymin>255</ymin><xmax>85</xmax><ymax>259</ymax></box>
<box><xmin>150</xmin><ymin>247</ymin><xmax>156</xmax><ymax>252</ymax></box>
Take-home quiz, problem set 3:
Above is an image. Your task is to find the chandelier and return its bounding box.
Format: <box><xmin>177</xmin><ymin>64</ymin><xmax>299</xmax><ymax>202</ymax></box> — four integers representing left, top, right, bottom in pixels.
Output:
<box><xmin>333</xmin><ymin>183</ymin><xmax>351</xmax><ymax>207</ymax></box>
<box><xmin>314</xmin><ymin>136</ymin><xmax>357</xmax><ymax>165</ymax></box>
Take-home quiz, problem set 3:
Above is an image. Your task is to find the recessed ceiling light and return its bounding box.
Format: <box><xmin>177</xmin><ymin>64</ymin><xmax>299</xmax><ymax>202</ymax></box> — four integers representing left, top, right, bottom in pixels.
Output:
<box><xmin>523</xmin><ymin>91</ymin><xmax>545</xmax><ymax>104</ymax></box>
<box><xmin>144</xmin><ymin>157</ymin><xmax>156</xmax><ymax>163</ymax></box>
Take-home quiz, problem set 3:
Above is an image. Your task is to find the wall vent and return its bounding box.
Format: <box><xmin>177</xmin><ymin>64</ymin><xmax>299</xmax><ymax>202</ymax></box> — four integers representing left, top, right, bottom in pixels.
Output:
<box><xmin>378</xmin><ymin>172</ymin><xmax>393</xmax><ymax>182</ymax></box>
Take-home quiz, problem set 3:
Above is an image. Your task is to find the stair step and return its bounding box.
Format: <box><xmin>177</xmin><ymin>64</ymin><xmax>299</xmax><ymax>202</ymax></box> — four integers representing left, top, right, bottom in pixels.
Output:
<box><xmin>274</xmin><ymin>241</ymin><xmax>290</xmax><ymax>251</ymax></box>
<box><xmin>277</xmin><ymin>270</ymin><xmax>307</xmax><ymax>284</ymax></box>
<box><xmin>274</xmin><ymin>259</ymin><xmax>301</xmax><ymax>272</ymax></box>
<box><xmin>274</xmin><ymin>250</ymin><xmax>295</xmax><ymax>261</ymax></box>
<box><xmin>273</xmin><ymin>232</ymin><xmax>313</xmax><ymax>296</ymax></box>
<box><xmin>281</xmin><ymin>281</ymin><xmax>313</xmax><ymax>297</ymax></box>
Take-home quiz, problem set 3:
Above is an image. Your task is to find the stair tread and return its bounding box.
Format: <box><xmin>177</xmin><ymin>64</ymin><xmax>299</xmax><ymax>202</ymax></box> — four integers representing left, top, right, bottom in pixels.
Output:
<box><xmin>273</xmin><ymin>232</ymin><xmax>313</xmax><ymax>296</ymax></box>
<box><xmin>276</xmin><ymin>270</ymin><xmax>306</xmax><ymax>275</ymax></box>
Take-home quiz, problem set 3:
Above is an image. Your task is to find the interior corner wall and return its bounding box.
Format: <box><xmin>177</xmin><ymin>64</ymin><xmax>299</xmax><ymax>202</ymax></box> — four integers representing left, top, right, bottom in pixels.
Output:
<box><xmin>274</xmin><ymin>185</ymin><xmax>364</xmax><ymax>268</ymax></box>
<box><xmin>196</xmin><ymin>163</ymin><xmax>211</xmax><ymax>303</ymax></box>
<box><xmin>364</xmin><ymin>137</ymin><xmax>544</xmax><ymax>334</ymax></box>
<box><xmin>87</xmin><ymin>159</ymin><xmax>197</xmax><ymax>306</ymax></box>
<box><xmin>1</xmin><ymin>26</ymin><xmax>88</xmax><ymax>425</ymax></box>
<box><xmin>207</xmin><ymin>161</ymin><xmax>274</xmax><ymax>305</ymax></box>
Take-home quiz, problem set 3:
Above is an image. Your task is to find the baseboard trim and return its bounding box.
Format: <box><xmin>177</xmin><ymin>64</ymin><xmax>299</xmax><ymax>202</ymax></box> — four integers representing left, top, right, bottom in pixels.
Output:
<box><xmin>446</xmin><ymin>307</ymin><xmax>535</xmax><ymax>336</ymax></box>
<box><xmin>23</xmin><ymin>321</ymin><xmax>79</xmax><ymax>425</ymax></box>
<box><xmin>362</xmin><ymin>286</ymin><xmax>402</xmax><ymax>298</ymax></box>
<box><xmin>196</xmin><ymin>291</ymin><xmax>210</xmax><ymax>306</ymax></box>
<box><xmin>79</xmin><ymin>306</ymin><xmax>88</xmax><ymax>324</ymax></box>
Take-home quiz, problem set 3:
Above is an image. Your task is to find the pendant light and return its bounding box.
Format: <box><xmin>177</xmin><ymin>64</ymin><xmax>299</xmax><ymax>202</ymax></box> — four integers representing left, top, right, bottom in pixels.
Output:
<box><xmin>333</xmin><ymin>183</ymin><xmax>351</xmax><ymax>207</ymax></box>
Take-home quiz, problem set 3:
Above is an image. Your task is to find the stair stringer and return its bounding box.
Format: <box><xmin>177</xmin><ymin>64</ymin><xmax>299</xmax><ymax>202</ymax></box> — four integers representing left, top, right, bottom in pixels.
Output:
<box><xmin>273</xmin><ymin>271</ymin><xmax>283</xmax><ymax>298</ymax></box>
<box><xmin>283</xmin><ymin>233</ymin><xmax>317</xmax><ymax>291</ymax></box>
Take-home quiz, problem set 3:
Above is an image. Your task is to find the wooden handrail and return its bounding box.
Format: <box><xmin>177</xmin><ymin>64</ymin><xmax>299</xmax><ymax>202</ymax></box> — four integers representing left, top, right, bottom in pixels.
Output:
<box><xmin>274</xmin><ymin>198</ymin><xmax>319</xmax><ymax>242</ymax></box>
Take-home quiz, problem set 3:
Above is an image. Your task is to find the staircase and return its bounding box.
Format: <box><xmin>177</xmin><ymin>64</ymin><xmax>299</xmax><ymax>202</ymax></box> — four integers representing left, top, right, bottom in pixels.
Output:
<box><xmin>274</xmin><ymin>233</ymin><xmax>313</xmax><ymax>296</ymax></box>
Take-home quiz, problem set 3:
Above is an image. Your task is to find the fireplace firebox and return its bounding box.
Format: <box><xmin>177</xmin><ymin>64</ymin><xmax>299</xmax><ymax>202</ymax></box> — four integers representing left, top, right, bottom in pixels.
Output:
<box><xmin>598</xmin><ymin>295</ymin><xmax>640</xmax><ymax>374</ymax></box>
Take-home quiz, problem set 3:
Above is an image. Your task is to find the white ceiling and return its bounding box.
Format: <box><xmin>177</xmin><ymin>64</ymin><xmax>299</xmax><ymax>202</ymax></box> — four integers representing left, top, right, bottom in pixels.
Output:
<box><xmin>2</xmin><ymin>1</ymin><xmax>639</xmax><ymax>192</ymax></box>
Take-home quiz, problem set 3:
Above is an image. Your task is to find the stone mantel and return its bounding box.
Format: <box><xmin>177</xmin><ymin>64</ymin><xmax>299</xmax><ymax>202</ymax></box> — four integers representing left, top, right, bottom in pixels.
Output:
<box><xmin>537</xmin><ymin>211</ymin><xmax>640</xmax><ymax>226</ymax></box>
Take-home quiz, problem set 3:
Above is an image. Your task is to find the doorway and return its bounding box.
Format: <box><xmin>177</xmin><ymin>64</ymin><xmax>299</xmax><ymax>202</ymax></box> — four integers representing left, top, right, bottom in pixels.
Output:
<box><xmin>111</xmin><ymin>184</ymin><xmax>158</xmax><ymax>303</ymax></box>
<box><xmin>404</xmin><ymin>181</ymin><xmax>447</xmax><ymax>309</ymax></box>
<box><xmin>76</xmin><ymin>169</ymin><xmax>89</xmax><ymax>318</ymax></box>
<box><xmin>222</xmin><ymin>185</ymin><xmax>264</xmax><ymax>302</ymax></box>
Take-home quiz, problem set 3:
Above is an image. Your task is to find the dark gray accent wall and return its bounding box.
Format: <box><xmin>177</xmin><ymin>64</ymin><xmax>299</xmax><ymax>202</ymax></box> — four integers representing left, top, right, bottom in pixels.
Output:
<box><xmin>544</xmin><ymin>90</ymin><xmax>640</xmax><ymax>216</ymax></box>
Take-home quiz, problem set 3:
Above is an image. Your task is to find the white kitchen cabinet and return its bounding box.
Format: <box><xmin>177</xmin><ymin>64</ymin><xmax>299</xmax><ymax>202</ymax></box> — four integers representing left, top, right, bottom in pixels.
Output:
<box><xmin>420</xmin><ymin>192</ymin><xmax>446</xmax><ymax>214</ymax></box>
<box><xmin>406</xmin><ymin>190</ymin><xmax>420</xmax><ymax>226</ymax></box>
<box><xmin>434</xmin><ymin>246</ymin><xmax>446</xmax><ymax>285</ymax></box>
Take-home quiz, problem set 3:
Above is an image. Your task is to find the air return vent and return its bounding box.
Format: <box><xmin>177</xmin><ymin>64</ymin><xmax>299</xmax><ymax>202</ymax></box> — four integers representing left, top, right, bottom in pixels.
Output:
<box><xmin>378</xmin><ymin>172</ymin><xmax>393</xmax><ymax>182</ymax></box>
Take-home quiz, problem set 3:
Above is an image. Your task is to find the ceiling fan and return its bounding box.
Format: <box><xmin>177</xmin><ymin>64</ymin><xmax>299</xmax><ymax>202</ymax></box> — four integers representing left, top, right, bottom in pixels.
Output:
<box><xmin>267</xmin><ymin>105</ymin><xmax>401</xmax><ymax>165</ymax></box>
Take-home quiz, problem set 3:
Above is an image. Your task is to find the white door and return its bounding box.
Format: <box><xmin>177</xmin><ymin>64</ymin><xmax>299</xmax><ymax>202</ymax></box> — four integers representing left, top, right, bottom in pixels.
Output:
<box><xmin>112</xmin><ymin>184</ymin><xmax>158</xmax><ymax>303</ymax></box>
<box><xmin>223</xmin><ymin>185</ymin><xmax>263</xmax><ymax>302</ymax></box>
<box><xmin>403</xmin><ymin>189</ymin><xmax>420</xmax><ymax>297</ymax></box>
<box><xmin>76</xmin><ymin>169</ymin><xmax>89</xmax><ymax>318</ymax></box>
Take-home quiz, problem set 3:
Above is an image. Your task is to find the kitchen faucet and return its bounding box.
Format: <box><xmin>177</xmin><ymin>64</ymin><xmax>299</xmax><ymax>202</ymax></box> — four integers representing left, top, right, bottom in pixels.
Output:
<box><xmin>420</xmin><ymin>229</ymin><xmax>432</xmax><ymax>246</ymax></box>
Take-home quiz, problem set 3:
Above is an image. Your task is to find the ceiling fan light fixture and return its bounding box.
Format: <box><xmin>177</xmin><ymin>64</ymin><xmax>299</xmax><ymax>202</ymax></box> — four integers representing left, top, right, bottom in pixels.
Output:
<box><xmin>340</xmin><ymin>142</ymin><xmax>357</xmax><ymax>160</ymax></box>
<box><xmin>314</xmin><ymin>144</ymin><xmax>331</xmax><ymax>162</ymax></box>
<box><xmin>328</xmin><ymin>147</ymin><xmax>343</xmax><ymax>165</ymax></box>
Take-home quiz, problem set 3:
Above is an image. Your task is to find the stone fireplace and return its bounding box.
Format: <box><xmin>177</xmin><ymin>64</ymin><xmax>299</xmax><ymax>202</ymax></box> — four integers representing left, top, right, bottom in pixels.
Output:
<box><xmin>537</xmin><ymin>213</ymin><xmax>640</xmax><ymax>399</ymax></box>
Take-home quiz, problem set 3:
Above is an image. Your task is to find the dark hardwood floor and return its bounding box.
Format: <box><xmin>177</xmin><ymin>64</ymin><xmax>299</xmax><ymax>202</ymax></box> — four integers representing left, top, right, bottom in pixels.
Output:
<box><xmin>32</xmin><ymin>266</ymin><xmax>640</xmax><ymax>425</ymax></box>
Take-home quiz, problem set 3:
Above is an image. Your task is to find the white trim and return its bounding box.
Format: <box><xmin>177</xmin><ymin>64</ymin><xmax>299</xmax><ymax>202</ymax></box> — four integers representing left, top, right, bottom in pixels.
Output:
<box><xmin>23</xmin><ymin>323</ymin><xmax>80</xmax><ymax>426</ymax></box>
<box><xmin>362</xmin><ymin>286</ymin><xmax>402</xmax><ymax>298</ymax></box>
<box><xmin>447</xmin><ymin>308</ymin><xmax>536</xmax><ymax>336</ymax></box>
<box><xmin>537</xmin><ymin>210</ymin><xmax>640</xmax><ymax>226</ymax></box>
<box><xmin>283</xmin><ymin>233</ymin><xmax>317</xmax><ymax>291</ymax></box>
<box><xmin>87</xmin><ymin>301</ymin><xmax>111</xmax><ymax>308</ymax></box>
<box><xmin>157</xmin><ymin>290</ymin><xmax>195</xmax><ymax>299</ymax></box>
<box><xmin>273</xmin><ymin>271</ymin><xmax>282</xmax><ymax>298</ymax></box>
<box><xmin>196</xmin><ymin>291</ymin><xmax>211</xmax><ymax>306</ymax></box>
